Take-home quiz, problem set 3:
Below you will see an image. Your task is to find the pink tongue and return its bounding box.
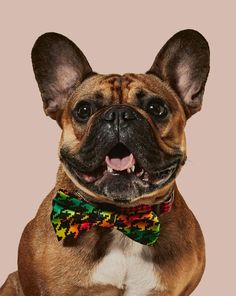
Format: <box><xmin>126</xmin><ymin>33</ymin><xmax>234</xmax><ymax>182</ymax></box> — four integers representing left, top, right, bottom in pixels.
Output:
<box><xmin>105</xmin><ymin>153</ymin><xmax>135</xmax><ymax>171</ymax></box>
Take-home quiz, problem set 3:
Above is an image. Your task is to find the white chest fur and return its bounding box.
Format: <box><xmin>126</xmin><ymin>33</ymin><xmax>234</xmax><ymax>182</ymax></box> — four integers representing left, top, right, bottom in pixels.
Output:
<box><xmin>91</xmin><ymin>231</ymin><xmax>164</xmax><ymax>296</ymax></box>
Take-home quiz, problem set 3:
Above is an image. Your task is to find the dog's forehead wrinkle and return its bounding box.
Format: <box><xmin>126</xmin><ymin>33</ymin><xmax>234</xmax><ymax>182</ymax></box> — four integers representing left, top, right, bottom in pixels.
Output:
<box><xmin>72</xmin><ymin>73</ymin><xmax>176</xmax><ymax>107</ymax></box>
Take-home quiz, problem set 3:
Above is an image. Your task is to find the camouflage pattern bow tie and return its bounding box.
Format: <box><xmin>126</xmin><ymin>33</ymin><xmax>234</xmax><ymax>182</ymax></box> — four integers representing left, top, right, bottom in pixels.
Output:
<box><xmin>51</xmin><ymin>189</ymin><xmax>173</xmax><ymax>246</ymax></box>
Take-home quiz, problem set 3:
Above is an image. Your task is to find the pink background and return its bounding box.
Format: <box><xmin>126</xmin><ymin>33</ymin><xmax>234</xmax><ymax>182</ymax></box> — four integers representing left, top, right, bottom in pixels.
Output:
<box><xmin>0</xmin><ymin>1</ymin><xmax>235</xmax><ymax>294</ymax></box>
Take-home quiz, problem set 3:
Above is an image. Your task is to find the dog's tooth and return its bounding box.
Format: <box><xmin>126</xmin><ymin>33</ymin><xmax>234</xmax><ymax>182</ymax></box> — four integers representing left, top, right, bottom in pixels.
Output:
<box><xmin>136</xmin><ymin>169</ymin><xmax>144</xmax><ymax>177</ymax></box>
<box><xmin>131</xmin><ymin>165</ymin><xmax>135</xmax><ymax>172</ymax></box>
<box><xmin>142</xmin><ymin>172</ymin><xmax>149</xmax><ymax>181</ymax></box>
<box><xmin>127</xmin><ymin>168</ymin><xmax>132</xmax><ymax>173</ymax></box>
<box><xmin>107</xmin><ymin>166</ymin><xmax>113</xmax><ymax>173</ymax></box>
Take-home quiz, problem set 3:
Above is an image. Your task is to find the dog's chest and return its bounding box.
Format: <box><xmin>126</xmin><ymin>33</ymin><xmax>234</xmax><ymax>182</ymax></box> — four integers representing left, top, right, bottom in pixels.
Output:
<box><xmin>91</xmin><ymin>232</ymin><xmax>164</xmax><ymax>295</ymax></box>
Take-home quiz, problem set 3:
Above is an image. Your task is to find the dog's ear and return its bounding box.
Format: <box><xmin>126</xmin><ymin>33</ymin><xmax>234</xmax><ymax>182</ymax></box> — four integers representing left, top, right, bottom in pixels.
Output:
<box><xmin>147</xmin><ymin>29</ymin><xmax>210</xmax><ymax>118</ymax></box>
<box><xmin>32</xmin><ymin>32</ymin><xmax>93</xmax><ymax>120</ymax></box>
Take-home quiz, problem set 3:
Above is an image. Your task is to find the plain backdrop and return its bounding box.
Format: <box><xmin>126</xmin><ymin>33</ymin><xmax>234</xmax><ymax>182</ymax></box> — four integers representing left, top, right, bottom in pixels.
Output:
<box><xmin>0</xmin><ymin>1</ymin><xmax>235</xmax><ymax>295</ymax></box>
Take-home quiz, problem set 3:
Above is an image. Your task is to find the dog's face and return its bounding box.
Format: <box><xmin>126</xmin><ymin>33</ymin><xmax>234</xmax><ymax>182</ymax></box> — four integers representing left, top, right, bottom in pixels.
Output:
<box><xmin>32</xmin><ymin>30</ymin><xmax>209</xmax><ymax>205</ymax></box>
<box><xmin>59</xmin><ymin>73</ymin><xmax>186</xmax><ymax>204</ymax></box>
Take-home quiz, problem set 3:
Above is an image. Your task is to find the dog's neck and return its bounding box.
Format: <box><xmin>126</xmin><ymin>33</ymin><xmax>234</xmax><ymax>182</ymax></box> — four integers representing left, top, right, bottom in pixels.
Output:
<box><xmin>55</xmin><ymin>164</ymin><xmax>77</xmax><ymax>191</ymax></box>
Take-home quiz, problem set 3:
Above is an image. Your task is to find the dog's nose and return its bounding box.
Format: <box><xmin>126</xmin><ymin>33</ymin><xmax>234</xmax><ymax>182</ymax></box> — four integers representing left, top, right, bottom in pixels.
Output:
<box><xmin>103</xmin><ymin>105</ymin><xmax>137</xmax><ymax>123</ymax></box>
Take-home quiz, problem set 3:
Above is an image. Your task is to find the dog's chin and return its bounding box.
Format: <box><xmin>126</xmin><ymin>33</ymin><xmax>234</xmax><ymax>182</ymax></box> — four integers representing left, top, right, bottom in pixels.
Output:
<box><xmin>62</xmin><ymin>156</ymin><xmax>180</xmax><ymax>205</ymax></box>
<box><xmin>83</xmin><ymin>172</ymin><xmax>177</xmax><ymax>205</ymax></box>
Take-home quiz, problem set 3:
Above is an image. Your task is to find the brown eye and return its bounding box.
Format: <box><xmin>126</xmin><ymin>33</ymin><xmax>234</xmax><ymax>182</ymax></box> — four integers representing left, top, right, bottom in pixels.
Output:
<box><xmin>146</xmin><ymin>99</ymin><xmax>169</xmax><ymax>120</ymax></box>
<box><xmin>73</xmin><ymin>101</ymin><xmax>93</xmax><ymax>122</ymax></box>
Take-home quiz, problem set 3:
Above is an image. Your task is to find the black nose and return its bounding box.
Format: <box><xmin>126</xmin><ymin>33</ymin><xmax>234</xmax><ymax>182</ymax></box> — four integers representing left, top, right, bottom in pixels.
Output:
<box><xmin>103</xmin><ymin>105</ymin><xmax>137</xmax><ymax>123</ymax></box>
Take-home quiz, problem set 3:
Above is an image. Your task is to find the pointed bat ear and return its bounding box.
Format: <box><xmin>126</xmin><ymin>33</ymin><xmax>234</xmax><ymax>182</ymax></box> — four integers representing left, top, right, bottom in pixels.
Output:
<box><xmin>32</xmin><ymin>32</ymin><xmax>94</xmax><ymax>121</ymax></box>
<box><xmin>147</xmin><ymin>29</ymin><xmax>210</xmax><ymax>118</ymax></box>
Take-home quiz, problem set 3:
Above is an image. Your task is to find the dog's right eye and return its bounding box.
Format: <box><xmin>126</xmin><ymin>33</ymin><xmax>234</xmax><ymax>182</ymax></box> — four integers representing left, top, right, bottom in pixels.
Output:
<box><xmin>73</xmin><ymin>101</ymin><xmax>94</xmax><ymax>123</ymax></box>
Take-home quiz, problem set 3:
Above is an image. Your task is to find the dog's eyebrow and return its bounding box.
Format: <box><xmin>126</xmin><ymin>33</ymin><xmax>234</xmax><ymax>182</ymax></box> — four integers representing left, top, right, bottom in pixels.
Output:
<box><xmin>76</xmin><ymin>92</ymin><xmax>104</xmax><ymax>103</ymax></box>
<box><xmin>83</xmin><ymin>91</ymin><xmax>104</xmax><ymax>101</ymax></box>
<box><xmin>135</xmin><ymin>90</ymin><xmax>161</xmax><ymax>103</ymax></box>
<box><xmin>95</xmin><ymin>91</ymin><xmax>104</xmax><ymax>100</ymax></box>
<box><xmin>135</xmin><ymin>91</ymin><xmax>173</xmax><ymax>112</ymax></box>
<box><xmin>73</xmin><ymin>92</ymin><xmax>105</xmax><ymax>110</ymax></box>
<box><xmin>135</xmin><ymin>89</ymin><xmax>150</xmax><ymax>105</ymax></box>
<box><xmin>135</xmin><ymin>90</ymin><xmax>160</xmax><ymax>104</ymax></box>
<box><xmin>136</xmin><ymin>89</ymin><xmax>146</xmax><ymax>100</ymax></box>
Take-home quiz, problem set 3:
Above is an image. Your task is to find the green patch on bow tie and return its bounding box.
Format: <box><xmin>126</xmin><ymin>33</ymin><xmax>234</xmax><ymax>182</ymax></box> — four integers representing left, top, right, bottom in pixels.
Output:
<box><xmin>51</xmin><ymin>189</ymin><xmax>161</xmax><ymax>246</ymax></box>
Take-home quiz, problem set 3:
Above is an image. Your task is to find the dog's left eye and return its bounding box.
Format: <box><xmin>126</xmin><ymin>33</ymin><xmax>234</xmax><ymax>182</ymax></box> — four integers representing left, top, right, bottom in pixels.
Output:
<box><xmin>73</xmin><ymin>101</ymin><xmax>94</xmax><ymax>122</ymax></box>
<box><xmin>146</xmin><ymin>99</ymin><xmax>169</xmax><ymax>120</ymax></box>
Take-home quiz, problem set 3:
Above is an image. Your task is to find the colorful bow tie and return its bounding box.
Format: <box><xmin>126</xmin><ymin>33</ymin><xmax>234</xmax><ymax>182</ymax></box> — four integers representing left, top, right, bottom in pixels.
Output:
<box><xmin>51</xmin><ymin>189</ymin><xmax>173</xmax><ymax>246</ymax></box>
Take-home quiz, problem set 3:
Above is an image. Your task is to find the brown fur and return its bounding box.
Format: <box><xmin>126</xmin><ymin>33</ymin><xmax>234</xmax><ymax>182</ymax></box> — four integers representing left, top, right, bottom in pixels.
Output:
<box><xmin>1</xmin><ymin>173</ymin><xmax>205</xmax><ymax>295</ymax></box>
<box><xmin>0</xmin><ymin>30</ymin><xmax>209</xmax><ymax>295</ymax></box>
<box><xmin>59</xmin><ymin>73</ymin><xmax>186</xmax><ymax>204</ymax></box>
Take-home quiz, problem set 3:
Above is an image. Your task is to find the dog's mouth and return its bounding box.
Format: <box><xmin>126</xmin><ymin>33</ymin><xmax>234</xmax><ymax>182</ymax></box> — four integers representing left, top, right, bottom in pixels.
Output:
<box><xmin>77</xmin><ymin>143</ymin><xmax>178</xmax><ymax>188</ymax></box>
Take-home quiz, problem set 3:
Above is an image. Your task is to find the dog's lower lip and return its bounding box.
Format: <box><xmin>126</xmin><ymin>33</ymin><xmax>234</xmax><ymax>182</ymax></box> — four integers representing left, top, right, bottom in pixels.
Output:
<box><xmin>76</xmin><ymin>162</ymin><xmax>178</xmax><ymax>187</ymax></box>
<box><xmin>157</xmin><ymin>164</ymin><xmax>177</xmax><ymax>178</ymax></box>
<box><xmin>154</xmin><ymin>165</ymin><xmax>177</xmax><ymax>186</ymax></box>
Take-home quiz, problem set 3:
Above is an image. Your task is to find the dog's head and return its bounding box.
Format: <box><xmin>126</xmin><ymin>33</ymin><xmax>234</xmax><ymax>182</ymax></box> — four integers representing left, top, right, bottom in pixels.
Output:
<box><xmin>32</xmin><ymin>29</ymin><xmax>209</xmax><ymax>205</ymax></box>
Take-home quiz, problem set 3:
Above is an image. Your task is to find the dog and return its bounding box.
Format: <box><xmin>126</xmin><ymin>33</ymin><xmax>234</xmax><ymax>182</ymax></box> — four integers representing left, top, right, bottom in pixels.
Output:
<box><xmin>0</xmin><ymin>29</ymin><xmax>210</xmax><ymax>296</ymax></box>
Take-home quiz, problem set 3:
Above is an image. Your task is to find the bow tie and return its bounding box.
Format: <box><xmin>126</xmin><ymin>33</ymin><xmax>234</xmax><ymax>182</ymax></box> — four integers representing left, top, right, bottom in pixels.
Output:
<box><xmin>51</xmin><ymin>189</ymin><xmax>174</xmax><ymax>246</ymax></box>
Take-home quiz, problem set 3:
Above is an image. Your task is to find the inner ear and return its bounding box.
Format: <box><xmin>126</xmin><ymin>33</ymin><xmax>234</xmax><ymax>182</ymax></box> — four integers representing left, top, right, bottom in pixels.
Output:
<box><xmin>147</xmin><ymin>29</ymin><xmax>210</xmax><ymax>118</ymax></box>
<box><xmin>32</xmin><ymin>32</ymin><xmax>94</xmax><ymax>121</ymax></box>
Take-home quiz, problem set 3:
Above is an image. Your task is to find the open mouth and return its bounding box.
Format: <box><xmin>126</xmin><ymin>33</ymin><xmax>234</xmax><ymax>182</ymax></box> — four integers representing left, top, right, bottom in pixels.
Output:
<box><xmin>78</xmin><ymin>143</ymin><xmax>178</xmax><ymax>187</ymax></box>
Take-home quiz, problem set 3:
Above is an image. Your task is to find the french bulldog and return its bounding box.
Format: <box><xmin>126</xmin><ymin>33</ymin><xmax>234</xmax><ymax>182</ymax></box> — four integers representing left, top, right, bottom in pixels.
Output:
<box><xmin>0</xmin><ymin>29</ymin><xmax>210</xmax><ymax>296</ymax></box>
